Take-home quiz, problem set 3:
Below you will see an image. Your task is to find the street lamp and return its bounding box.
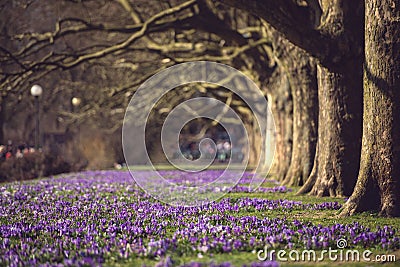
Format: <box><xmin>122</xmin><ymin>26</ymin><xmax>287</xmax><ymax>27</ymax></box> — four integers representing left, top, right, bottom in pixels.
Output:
<box><xmin>30</xmin><ymin>85</ymin><xmax>43</xmax><ymax>150</ymax></box>
<box><xmin>71</xmin><ymin>97</ymin><xmax>81</xmax><ymax>108</ymax></box>
<box><xmin>71</xmin><ymin>96</ymin><xmax>81</xmax><ymax>145</ymax></box>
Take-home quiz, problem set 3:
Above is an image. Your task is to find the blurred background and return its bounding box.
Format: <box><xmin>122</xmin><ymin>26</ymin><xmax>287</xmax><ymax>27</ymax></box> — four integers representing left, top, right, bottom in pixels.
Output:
<box><xmin>0</xmin><ymin>0</ymin><xmax>281</xmax><ymax>182</ymax></box>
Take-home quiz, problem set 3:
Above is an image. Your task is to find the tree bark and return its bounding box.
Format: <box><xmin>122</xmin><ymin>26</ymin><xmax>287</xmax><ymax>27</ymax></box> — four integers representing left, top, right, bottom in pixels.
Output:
<box><xmin>305</xmin><ymin>64</ymin><xmax>362</xmax><ymax>196</ymax></box>
<box><xmin>298</xmin><ymin>0</ymin><xmax>364</xmax><ymax>197</ymax></box>
<box><xmin>274</xmin><ymin>39</ymin><xmax>318</xmax><ymax>187</ymax></box>
<box><xmin>268</xmin><ymin>68</ymin><xmax>293</xmax><ymax>180</ymax></box>
<box><xmin>246</xmin><ymin>119</ymin><xmax>262</xmax><ymax>168</ymax></box>
<box><xmin>341</xmin><ymin>0</ymin><xmax>400</xmax><ymax>217</ymax></box>
<box><xmin>221</xmin><ymin>0</ymin><xmax>364</xmax><ymax>196</ymax></box>
<box><xmin>296</xmin><ymin>142</ymin><xmax>319</xmax><ymax>194</ymax></box>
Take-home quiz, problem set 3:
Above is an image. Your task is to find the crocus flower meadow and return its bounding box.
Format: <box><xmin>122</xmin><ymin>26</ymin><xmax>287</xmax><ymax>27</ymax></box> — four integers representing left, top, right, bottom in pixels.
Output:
<box><xmin>0</xmin><ymin>170</ymin><xmax>399</xmax><ymax>266</ymax></box>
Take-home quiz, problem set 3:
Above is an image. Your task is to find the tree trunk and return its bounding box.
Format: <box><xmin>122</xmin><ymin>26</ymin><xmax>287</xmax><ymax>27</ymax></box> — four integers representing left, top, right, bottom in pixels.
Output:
<box><xmin>246</xmin><ymin>119</ymin><xmax>262</xmax><ymax>168</ymax></box>
<box><xmin>220</xmin><ymin>0</ymin><xmax>364</xmax><ymax>196</ymax></box>
<box><xmin>279</xmin><ymin>42</ymin><xmax>318</xmax><ymax>187</ymax></box>
<box><xmin>264</xmin><ymin>23</ymin><xmax>318</xmax><ymax>186</ymax></box>
<box><xmin>268</xmin><ymin>68</ymin><xmax>293</xmax><ymax>180</ymax></box>
<box><xmin>305</xmin><ymin>64</ymin><xmax>362</xmax><ymax>196</ymax></box>
<box><xmin>298</xmin><ymin>0</ymin><xmax>364</xmax><ymax>197</ymax></box>
<box><xmin>341</xmin><ymin>0</ymin><xmax>400</xmax><ymax>217</ymax></box>
<box><xmin>296</xmin><ymin>142</ymin><xmax>319</xmax><ymax>194</ymax></box>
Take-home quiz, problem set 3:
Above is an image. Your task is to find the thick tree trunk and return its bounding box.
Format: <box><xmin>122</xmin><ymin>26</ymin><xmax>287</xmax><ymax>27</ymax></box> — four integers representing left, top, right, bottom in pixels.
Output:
<box><xmin>262</xmin><ymin>22</ymin><xmax>318</xmax><ymax>187</ymax></box>
<box><xmin>268</xmin><ymin>68</ymin><xmax>293</xmax><ymax>180</ymax></box>
<box><xmin>296</xmin><ymin>143</ymin><xmax>319</xmax><ymax>194</ymax></box>
<box><xmin>221</xmin><ymin>0</ymin><xmax>364</xmax><ymax>195</ymax></box>
<box><xmin>306</xmin><ymin>65</ymin><xmax>362</xmax><ymax>196</ymax></box>
<box><xmin>298</xmin><ymin>0</ymin><xmax>364</xmax><ymax>197</ymax></box>
<box><xmin>247</xmin><ymin>120</ymin><xmax>262</xmax><ymax>168</ymax></box>
<box><xmin>235</xmin><ymin>111</ymin><xmax>263</xmax><ymax>168</ymax></box>
<box><xmin>220</xmin><ymin>0</ymin><xmax>365</xmax><ymax>197</ymax></box>
<box><xmin>341</xmin><ymin>0</ymin><xmax>400</xmax><ymax>217</ymax></box>
<box><xmin>280</xmin><ymin>44</ymin><xmax>318</xmax><ymax>186</ymax></box>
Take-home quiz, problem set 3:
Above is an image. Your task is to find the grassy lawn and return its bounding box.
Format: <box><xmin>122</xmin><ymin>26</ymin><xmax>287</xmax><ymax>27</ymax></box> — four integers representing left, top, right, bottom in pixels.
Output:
<box><xmin>119</xmin><ymin>186</ymin><xmax>400</xmax><ymax>266</ymax></box>
<box><xmin>0</xmin><ymin>169</ymin><xmax>399</xmax><ymax>266</ymax></box>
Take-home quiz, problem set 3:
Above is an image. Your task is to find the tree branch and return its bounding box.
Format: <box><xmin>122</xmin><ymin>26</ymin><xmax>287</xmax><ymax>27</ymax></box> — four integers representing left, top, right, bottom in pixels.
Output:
<box><xmin>217</xmin><ymin>0</ymin><xmax>334</xmax><ymax>62</ymax></box>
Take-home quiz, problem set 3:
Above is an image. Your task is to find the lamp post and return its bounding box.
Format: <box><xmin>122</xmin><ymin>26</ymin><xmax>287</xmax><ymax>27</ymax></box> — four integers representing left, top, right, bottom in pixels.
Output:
<box><xmin>30</xmin><ymin>85</ymin><xmax>43</xmax><ymax>150</ymax></box>
<box><xmin>71</xmin><ymin>96</ymin><xmax>81</xmax><ymax>152</ymax></box>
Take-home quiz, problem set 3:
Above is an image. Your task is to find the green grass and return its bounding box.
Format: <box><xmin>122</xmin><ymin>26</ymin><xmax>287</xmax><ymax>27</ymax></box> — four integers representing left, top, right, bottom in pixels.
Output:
<box><xmin>106</xmin><ymin>182</ymin><xmax>400</xmax><ymax>266</ymax></box>
<box><xmin>4</xmin><ymin>167</ymin><xmax>399</xmax><ymax>267</ymax></box>
<box><xmin>228</xmin><ymin>189</ymin><xmax>400</xmax><ymax>230</ymax></box>
<box><xmin>106</xmin><ymin>168</ymin><xmax>400</xmax><ymax>266</ymax></box>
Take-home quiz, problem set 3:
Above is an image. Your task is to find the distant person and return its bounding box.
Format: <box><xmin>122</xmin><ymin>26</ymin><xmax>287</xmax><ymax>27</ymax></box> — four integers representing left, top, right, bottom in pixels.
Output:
<box><xmin>223</xmin><ymin>141</ymin><xmax>231</xmax><ymax>160</ymax></box>
<box><xmin>189</xmin><ymin>142</ymin><xmax>200</xmax><ymax>160</ymax></box>
<box><xmin>114</xmin><ymin>162</ymin><xmax>122</xmax><ymax>170</ymax></box>
<box><xmin>5</xmin><ymin>150</ymin><xmax>12</xmax><ymax>160</ymax></box>
<box><xmin>15</xmin><ymin>149</ymin><xmax>23</xmax><ymax>159</ymax></box>
<box><xmin>216</xmin><ymin>141</ymin><xmax>226</xmax><ymax>162</ymax></box>
<box><xmin>0</xmin><ymin>145</ymin><xmax>5</xmax><ymax>160</ymax></box>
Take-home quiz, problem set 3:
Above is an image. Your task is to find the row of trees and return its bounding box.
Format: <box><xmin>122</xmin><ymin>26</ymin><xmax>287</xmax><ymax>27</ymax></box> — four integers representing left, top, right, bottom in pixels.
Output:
<box><xmin>0</xmin><ymin>0</ymin><xmax>399</xmax><ymax>216</ymax></box>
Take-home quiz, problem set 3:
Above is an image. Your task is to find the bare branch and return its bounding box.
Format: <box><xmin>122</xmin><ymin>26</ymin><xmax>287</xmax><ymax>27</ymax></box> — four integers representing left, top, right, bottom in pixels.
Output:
<box><xmin>217</xmin><ymin>0</ymin><xmax>333</xmax><ymax>62</ymax></box>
